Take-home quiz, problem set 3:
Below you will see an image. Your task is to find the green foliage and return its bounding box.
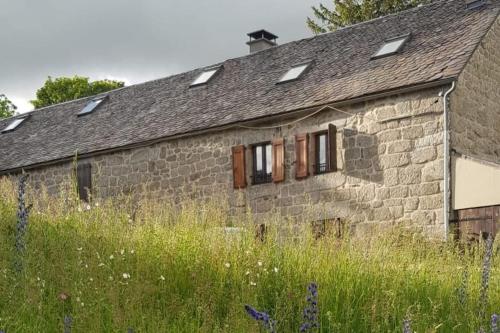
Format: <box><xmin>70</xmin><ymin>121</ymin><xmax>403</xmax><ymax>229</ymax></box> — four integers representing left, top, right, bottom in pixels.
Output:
<box><xmin>307</xmin><ymin>0</ymin><xmax>432</xmax><ymax>34</ymax></box>
<box><xmin>0</xmin><ymin>178</ymin><xmax>498</xmax><ymax>332</ymax></box>
<box><xmin>0</xmin><ymin>94</ymin><xmax>17</xmax><ymax>119</ymax></box>
<box><xmin>30</xmin><ymin>76</ymin><xmax>124</xmax><ymax>109</ymax></box>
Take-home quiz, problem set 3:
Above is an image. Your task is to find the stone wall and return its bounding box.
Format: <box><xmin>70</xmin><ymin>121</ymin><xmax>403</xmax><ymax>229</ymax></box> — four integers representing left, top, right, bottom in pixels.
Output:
<box><xmin>451</xmin><ymin>15</ymin><xmax>500</xmax><ymax>164</ymax></box>
<box><xmin>24</xmin><ymin>87</ymin><xmax>447</xmax><ymax>235</ymax></box>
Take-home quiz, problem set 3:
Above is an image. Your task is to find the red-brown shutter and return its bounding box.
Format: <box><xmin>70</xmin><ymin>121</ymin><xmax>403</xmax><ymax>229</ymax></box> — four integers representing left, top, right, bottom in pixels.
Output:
<box><xmin>272</xmin><ymin>138</ymin><xmax>285</xmax><ymax>183</ymax></box>
<box><xmin>295</xmin><ymin>134</ymin><xmax>309</xmax><ymax>179</ymax></box>
<box><xmin>232</xmin><ymin>145</ymin><xmax>246</xmax><ymax>189</ymax></box>
<box><xmin>328</xmin><ymin>124</ymin><xmax>338</xmax><ymax>172</ymax></box>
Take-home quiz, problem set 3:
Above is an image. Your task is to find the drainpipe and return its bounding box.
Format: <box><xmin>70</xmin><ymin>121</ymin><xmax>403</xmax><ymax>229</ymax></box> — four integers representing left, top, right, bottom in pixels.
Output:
<box><xmin>442</xmin><ymin>81</ymin><xmax>456</xmax><ymax>241</ymax></box>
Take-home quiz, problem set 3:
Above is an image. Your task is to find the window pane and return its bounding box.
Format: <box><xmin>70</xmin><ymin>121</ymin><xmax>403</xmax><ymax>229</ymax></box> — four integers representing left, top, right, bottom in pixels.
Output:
<box><xmin>319</xmin><ymin>134</ymin><xmax>326</xmax><ymax>165</ymax></box>
<box><xmin>3</xmin><ymin>118</ymin><xmax>25</xmax><ymax>132</ymax></box>
<box><xmin>265</xmin><ymin>144</ymin><xmax>272</xmax><ymax>174</ymax></box>
<box><xmin>373</xmin><ymin>37</ymin><xmax>407</xmax><ymax>57</ymax></box>
<box><xmin>256</xmin><ymin>146</ymin><xmax>263</xmax><ymax>171</ymax></box>
<box><xmin>191</xmin><ymin>68</ymin><xmax>218</xmax><ymax>86</ymax></box>
<box><xmin>280</xmin><ymin>64</ymin><xmax>309</xmax><ymax>82</ymax></box>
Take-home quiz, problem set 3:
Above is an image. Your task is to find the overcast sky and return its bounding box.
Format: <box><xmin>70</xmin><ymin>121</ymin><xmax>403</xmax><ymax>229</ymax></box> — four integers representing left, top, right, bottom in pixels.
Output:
<box><xmin>0</xmin><ymin>0</ymin><xmax>321</xmax><ymax>113</ymax></box>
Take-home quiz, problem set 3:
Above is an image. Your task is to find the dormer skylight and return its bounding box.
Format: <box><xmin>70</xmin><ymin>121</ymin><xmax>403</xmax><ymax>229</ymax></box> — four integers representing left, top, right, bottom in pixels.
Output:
<box><xmin>78</xmin><ymin>96</ymin><xmax>107</xmax><ymax>116</ymax></box>
<box><xmin>2</xmin><ymin>116</ymin><xmax>29</xmax><ymax>133</ymax></box>
<box><xmin>278</xmin><ymin>62</ymin><xmax>311</xmax><ymax>83</ymax></box>
<box><xmin>371</xmin><ymin>34</ymin><xmax>410</xmax><ymax>59</ymax></box>
<box><xmin>465</xmin><ymin>0</ymin><xmax>485</xmax><ymax>9</ymax></box>
<box><xmin>190</xmin><ymin>66</ymin><xmax>222</xmax><ymax>87</ymax></box>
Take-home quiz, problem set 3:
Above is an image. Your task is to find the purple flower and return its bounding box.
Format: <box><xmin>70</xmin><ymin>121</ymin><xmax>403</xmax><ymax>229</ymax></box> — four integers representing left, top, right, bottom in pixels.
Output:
<box><xmin>64</xmin><ymin>315</ymin><xmax>72</xmax><ymax>333</ymax></box>
<box><xmin>300</xmin><ymin>282</ymin><xmax>319</xmax><ymax>332</ymax></box>
<box><xmin>244</xmin><ymin>304</ymin><xmax>276</xmax><ymax>333</ymax></box>
<box><xmin>492</xmin><ymin>314</ymin><xmax>498</xmax><ymax>333</ymax></box>
<box><xmin>403</xmin><ymin>318</ymin><xmax>412</xmax><ymax>333</ymax></box>
<box><xmin>14</xmin><ymin>174</ymin><xmax>29</xmax><ymax>272</ymax></box>
<box><xmin>479</xmin><ymin>234</ymin><xmax>493</xmax><ymax>320</ymax></box>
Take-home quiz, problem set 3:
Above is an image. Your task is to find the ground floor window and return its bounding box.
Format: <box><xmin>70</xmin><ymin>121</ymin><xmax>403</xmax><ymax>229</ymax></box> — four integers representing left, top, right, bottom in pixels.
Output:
<box><xmin>252</xmin><ymin>142</ymin><xmax>272</xmax><ymax>184</ymax></box>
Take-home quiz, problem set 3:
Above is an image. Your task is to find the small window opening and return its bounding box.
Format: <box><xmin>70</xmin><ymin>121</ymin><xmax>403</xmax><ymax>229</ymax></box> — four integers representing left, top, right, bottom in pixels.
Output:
<box><xmin>2</xmin><ymin>116</ymin><xmax>29</xmax><ymax>133</ymax></box>
<box><xmin>78</xmin><ymin>96</ymin><xmax>107</xmax><ymax>116</ymax></box>
<box><xmin>190</xmin><ymin>66</ymin><xmax>222</xmax><ymax>87</ymax></box>
<box><xmin>371</xmin><ymin>34</ymin><xmax>410</xmax><ymax>59</ymax></box>
<box><xmin>76</xmin><ymin>163</ymin><xmax>92</xmax><ymax>202</ymax></box>
<box><xmin>278</xmin><ymin>62</ymin><xmax>311</xmax><ymax>83</ymax></box>
<box><xmin>466</xmin><ymin>0</ymin><xmax>486</xmax><ymax>9</ymax></box>
<box><xmin>252</xmin><ymin>142</ymin><xmax>272</xmax><ymax>184</ymax></box>
<box><xmin>315</xmin><ymin>132</ymin><xmax>328</xmax><ymax>174</ymax></box>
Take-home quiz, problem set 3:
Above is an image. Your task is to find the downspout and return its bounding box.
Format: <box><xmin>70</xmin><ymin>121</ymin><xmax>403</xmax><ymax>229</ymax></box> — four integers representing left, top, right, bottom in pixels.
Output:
<box><xmin>442</xmin><ymin>81</ymin><xmax>456</xmax><ymax>241</ymax></box>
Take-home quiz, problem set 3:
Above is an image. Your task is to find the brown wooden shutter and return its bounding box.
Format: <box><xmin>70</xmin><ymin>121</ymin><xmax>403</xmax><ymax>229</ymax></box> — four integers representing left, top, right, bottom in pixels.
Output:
<box><xmin>328</xmin><ymin>124</ymin><xmax>338</xmax><ymax>172</ymax></box>
<box><xmin>232</xmin><ymin>145</ymin><xmax>246</xmax><ymax>189</ymax></box>
<box><xmin>77</xmin><ymin>163</ymin><xmax>92</xmax><ymax>202</ymax></box>
<box><xmin>295</xmin><ymin>134</ymin><xmax>309</xmax><ymax>179</ymax></box>
<box><xmin>272</xmin><ymin>138</ymin><xmax>285</xmax><ymax>183</ymax></box>
<box><xmin>310</xmin><ymin>132</ymin><xmax>316</xmax><ymax>175</ymax></box>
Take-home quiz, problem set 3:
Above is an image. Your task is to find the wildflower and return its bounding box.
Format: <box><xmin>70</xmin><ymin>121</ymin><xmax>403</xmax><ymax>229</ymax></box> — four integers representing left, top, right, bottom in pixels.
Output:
<box><xmin>89</xmin><ymin>278</ymin><xmax>93</xmax><ymax>282</ymax></box>
<box><xmin>300</xmin><ymin>282</ymin><xmax>319</xmax><ymax>332</ymax></box>
<box><xmin>273</xmin><ymin>267</ymin><xmax>279</xmax><ymax>273</ymax></box>
<box><xmin>120</xmin><ymin>249</ymin><xmax>125</xmax><ymax>255</ymax></box>
<box><xmin>63</xmin><ymin>315</ymin><xmax>72</xmax><ymax>333</ymax></box>
<box><xmin>109</xmin><ymin>255</ymin><xmax>114</xmax><ymax>260</ymax></box>
<box><xmin>76</xmin><ymin>297</ymin><xmax>80</xmax><ymax>302</ymax></box>
<box><xmin>479</xmin><ymin>234</ymin><xmax>494</xmax><ymax>321</ymax></box>
<box><xmin>58</xmin><ymin>292</ymin><xmax>70</xmax><ymax>301</ymax></box>
<box><xmin>225</xmin><ymin>263</ymin><xmax>231</xmax><ymax>268</ymax></box>
<box><xmin>492</xmin><ymin>314</ymin><xmax>498</xmax><ymax>333</ymax></box>
<box><xmin>77</xmin><ymin>207</ymin><xmax>82</xmax><ymax>212</ymax></box>
<box><xmin>123</xmin><ymin>273</ymin><xmax>131</xmax><ymax>279</ymax></box>
<box><xmin>250</xmin><ymin>281</ymin><xmax>257</xmax><ymax>286</ymax></box>
<box><xmin>244</xmin><ymin>304</ymin><xmax>276</xmax><ymax>333</ymax></box>
<box><xmin>77</xmin><ymin>247</ymin><xmax>83</xmax><ymax>251</ymax></box>
<box><xmin>403</xmin><ymin>318</ymin><xmax>412</xmax><ymax>333</ymax></box>
<box><xmin>257</xmin><ymin>261</ymin><xmax>263</xmax><ymax>267</ymax></box>
<box><xmin>245</xmin><ymin>271</ymin><xmax>250</xmax><ymax>276</ymax></box>
<box><xmin>95</xmin><ymin>202</ymin><xmax>99</xmax><ymax>207</ymax></box>
<box><xmin>14</xmin><ymin>174</ymin><xmax>29</xmax><ymax>272</ymax></box>
<box><xmin>98</xmin><ymin>263</ymin><xmax>105</xmax><ymax>267</ymax></box>
<box><xmin>85</xmin><ymin>204</ymin><xmax>91</xmax><ymax>210</ymax></box>
<box><xmin>130</xmin><ymin>250</ymin><xmax>135</xmax><ymax>254</ymax></box>
<box><xmin>108</xmin><ymin>276</ymin><xmax>114</xmax><ymax>281</ymax></box>
<box><xmin>456</xmin><ymin>269</ymin><xmax>468</xmax><ymax>306</ymax></box>
<box><xmin>159</xmin><ymin>275</ymin><xmax>165</xmax><ymax>281</ymax></box>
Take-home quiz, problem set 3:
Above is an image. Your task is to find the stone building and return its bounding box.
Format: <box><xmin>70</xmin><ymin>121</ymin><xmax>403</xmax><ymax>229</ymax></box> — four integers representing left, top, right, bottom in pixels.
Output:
<box><xmin>1</xmin><ymin>0</ymin><xmax>499</xmax><ymax>238</ymax></box>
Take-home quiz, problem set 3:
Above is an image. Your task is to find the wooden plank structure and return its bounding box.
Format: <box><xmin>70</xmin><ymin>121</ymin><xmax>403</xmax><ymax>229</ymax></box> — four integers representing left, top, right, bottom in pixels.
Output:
<box><xmin>451</xmin><ymin>205</ymin><xmax>499</xmax><ymax>241</ymax></box>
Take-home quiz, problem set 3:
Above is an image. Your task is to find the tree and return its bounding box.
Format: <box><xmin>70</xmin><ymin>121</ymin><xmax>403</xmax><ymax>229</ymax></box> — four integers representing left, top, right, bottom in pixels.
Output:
<box><xmin>0</xmin><ymin>94</ymin><xmax>17</xmax><ymax>119</ymax></box>
<box><xmin>307</xmin><ymin>0</ymin><xmax>431</xmax><ymax>34</ymax></box>
<box><xmin>31</xmin><ymin>76</ymin><xmax>124</xmax><ymax>109</ymax></box>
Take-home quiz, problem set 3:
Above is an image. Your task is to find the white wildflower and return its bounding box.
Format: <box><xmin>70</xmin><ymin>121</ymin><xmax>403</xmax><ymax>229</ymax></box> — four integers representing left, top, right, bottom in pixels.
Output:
<box><xmin>159</xmin><ymin>275</ymin><xmax>165</xmax><ymax>281</ymax></box>
<box><xmin>77</xmin><ymin>207</ymin><xmax>82</xmax><ymax>212</ymax></box>
<box><xmin>130</xmin><ymin>249</ymin><xmax>135</xmax><ymax>254</ymax></box>
<box><xmin>250</xmin><ymin>281</ymin><xmax>257</xmax><ymax>286</ymax></box>
<box><xmin>273</xmin><ymin>267</ymin><xmax>279</xmax><ymax>273</ymax></box>
<box><xmin>76</xmin><ymin>297</ymin><xmax>81</xmax><ymax>302</ymax></box>
<box><xmin>81</xmin><ymin>302</ymin><xmax>84</xmax><ymax>307</ymax></box>
<box><xmin>77</xmin><ymin>247</ymin><xmax>83</xmax><ymax>251</ymax></box>
<box><xmin>95</xmin><ymin>202</ymin><xmax>99</xmax><ymax>207</ymax></box>
<box><xmin>224</xmin><ymin>263</ymin><xmax>230</xmax><ymax>268</ymax></box>
<box><xmin>85</xmin><ymin>204</ymin><xmax>91</xmax><ymax>210</ymax></box>
<box><xmin>98</xmin><ymin>263</ymin><xmax>105</xmax><ymax>267</ymax></box>
<box><xmin>89</xmin><ymin>278</ymin><xmax>93</xmax><ymax>282</ymax></box>
<box><xmin>245</xmin><ymin>271</ymin><xmax>250</xmax><ymax>275</ymax></box>
<box><xmin>108</xmin><ymin>276</ymin><xmax>114</xmax><ymax>281</ymax></box>
<box><xmin>120</xmin><ymin>249</ymin><xmax>125</xmax><ymax>255</ymax></box>
<box><xmin>109</xmin><ymin>255</ymin><xmax>114</xmax><ymax>260</ymax></box>
<box><xmin>122</xmin><ymin>273</ymin><xmax>131</xmax><ymax>279</ymax></box>
<box><xmin>257</xmin><ymin>261</ymin><xmax>262</xmax><ymax>267</ymax></box>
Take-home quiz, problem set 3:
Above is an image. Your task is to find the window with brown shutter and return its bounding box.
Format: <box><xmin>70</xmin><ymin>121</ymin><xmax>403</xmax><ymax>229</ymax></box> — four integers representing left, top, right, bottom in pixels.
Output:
<box><xmin>232</xmin><ymin>145</ymin><xmax>247</xmax><ymax>189</ymax></box>
<box><xmin>272</xmin><ymin>138</ymin><xmax>285</xmax><ymax>183</ymax></box>
<box><xmin>76</xmin><ymin>163</ymin><xmax>92</xmax><ymax>202</ymax></box>
<box><xmin>312</xmin><ymin>124</ymin><xmax>338</xmax><ymax>174</ymax></box>
<box><xmin>295</xmin><ymin>134</ymin><xmax>309</xmax><ymax>179</ymax></box>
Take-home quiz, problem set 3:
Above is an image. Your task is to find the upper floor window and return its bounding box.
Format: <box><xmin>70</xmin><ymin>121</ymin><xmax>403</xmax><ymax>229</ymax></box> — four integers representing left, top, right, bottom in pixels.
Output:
<box><xmin>190</xmin><ymin>66</ymin><xmax>222</xmax><ymax>87</ymax></box>
<box><xmin>278</xmin><ymin>62</ymin><xmax>311</xmax><ymax>83</ymax></box>
<box><xmin>78</xmin><ymin>96</ymin><xmax>107</xmax><ymax>116</ymax></box>
<box><xmin>252</xmin><ymin>142</ymin><xmax>272</xmax><ymax>184</ymax></box>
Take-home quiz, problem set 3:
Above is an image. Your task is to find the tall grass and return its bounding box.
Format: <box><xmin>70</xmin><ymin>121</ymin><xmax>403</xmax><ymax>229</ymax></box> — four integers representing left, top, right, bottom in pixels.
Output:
<box><xmin>0</xmin><ymin>177</ymin><xmax>498</xmax><ymax>332</ymax></box>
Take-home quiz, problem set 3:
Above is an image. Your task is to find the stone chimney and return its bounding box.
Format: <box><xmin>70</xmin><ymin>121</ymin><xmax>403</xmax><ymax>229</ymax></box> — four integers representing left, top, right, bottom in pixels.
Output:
<box><xmin>247</xmin><ymin>29</ymin><xmax>278</xmax><ymax>54</ymax></box>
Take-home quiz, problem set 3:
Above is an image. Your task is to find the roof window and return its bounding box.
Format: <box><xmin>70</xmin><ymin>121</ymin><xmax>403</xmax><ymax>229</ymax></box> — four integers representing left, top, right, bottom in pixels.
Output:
<box><xmin>465</xmin><ymin>0</ymin><xmax>486</xmax><ymax>9</ymax></box>
<box><xmin>78</xmin><ymin>96</ymin><xmax>107</xmax><ymax>116</ymax></box>
<box><xmin>278</xmin><ymin>62</ymin><xmax>311</xmax><ymax>83</ymax></box>
<box><xmin>2</xmin><ymin>116</ymin><xmax>29</xmax><ymax>133</ymax></box>
<box><xmin>371</xmin><ymin>34</ymin><xmax>410</xmax><ymax>59</ymax></box>
<box><xmin>190</xmin><ymin>66</ymin><xmax>222</xmax><ymax>87</ymax></box>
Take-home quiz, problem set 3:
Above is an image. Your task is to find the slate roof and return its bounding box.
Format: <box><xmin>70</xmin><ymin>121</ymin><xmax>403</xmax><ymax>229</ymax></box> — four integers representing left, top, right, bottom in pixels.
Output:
<box><xmin>1</xmin><ymin>0</ymin><xmax>499</xmax><ymax>173</ymax></box>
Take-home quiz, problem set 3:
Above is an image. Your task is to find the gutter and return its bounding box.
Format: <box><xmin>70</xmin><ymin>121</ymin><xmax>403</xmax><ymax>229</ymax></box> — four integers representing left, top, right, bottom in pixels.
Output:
<box><xmin>442</xmin><ymin>81</ymin><xmax>456</xmax><ymax>241</ymax></box>
<box><xmin>0</xmin><ymin>78</ymin><xmax>454</xmax><ymax>176</ymax></box>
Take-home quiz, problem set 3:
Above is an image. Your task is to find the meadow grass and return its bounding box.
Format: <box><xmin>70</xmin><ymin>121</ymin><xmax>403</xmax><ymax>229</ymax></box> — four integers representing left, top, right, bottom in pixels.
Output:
<box><xmin>0</xmin><ymin>178</ymin><xmax>498</xmax><ymax>332</ymax></box>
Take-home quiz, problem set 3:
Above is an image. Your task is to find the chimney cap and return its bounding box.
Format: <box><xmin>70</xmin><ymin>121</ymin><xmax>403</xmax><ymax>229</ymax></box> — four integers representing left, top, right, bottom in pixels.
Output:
<box><xmin>247</xmin><ymin>29</ymin><xmax>278</xmax><ymax>42</ymax></box>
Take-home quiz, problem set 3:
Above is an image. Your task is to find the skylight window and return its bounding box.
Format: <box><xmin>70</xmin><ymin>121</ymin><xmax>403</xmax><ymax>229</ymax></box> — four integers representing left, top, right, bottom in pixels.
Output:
<box><xmin>190</xmin><ymin>66</ymin><xmax>221</xmax><ymax>87</ymax></box>
<box><xmin>278</xmin><ymin>62</ymin><xmax>311</xmax><ymax>83</ymax></box>
<box><xmin>372</xmin><ymin>35</ymin><xmax>410</xmax><ymax>59</ymax></box>
<box><xmin>78</xmin><ymin>96</ymin><xmax>107</xmax><ymax>116</ymax></box>
<box><xmin>2</xmin><ymin>116</ymin><xmax>28</xmax><ymax>133</ymax></box>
